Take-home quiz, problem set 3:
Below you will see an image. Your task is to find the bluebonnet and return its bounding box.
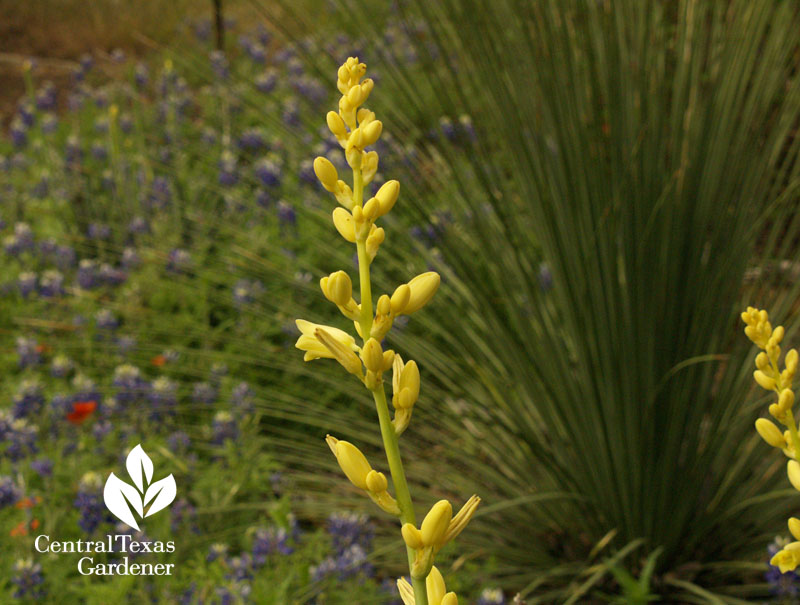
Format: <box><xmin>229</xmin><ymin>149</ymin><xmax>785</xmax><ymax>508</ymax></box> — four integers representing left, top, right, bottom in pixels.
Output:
<box><xmin>216</xmin><ymin>582</ymin><xmax>252</xmax><ymax>605</ymax></box>
<box><xmin>0</xmin><ymin>475</ymin><xmax>21</xmax><ymax>507</ymax></box>
<box><xmin>254</xmin><ymin>156</ymin><xmax>282</xmax><ymax>187</ymax></box>
<box><xmin>39</xmin><ymin>270</ymin><xmax>65</xmax><ymax>297</ymax></box>
<box><xmin>30</xmin><ymin>458</ymin><xmax>53</xmax><ymax>477</ymax></box>
<box><xmin>51</xmin><ymin>355</ymin><xmax>73</xmax><ymax>378</ymax></box>
<box><xmin>116</xmin><ymin>335</ymin><xmax>137</xmax><ymax>355</ymax></box>
<box><xmin>193</xmin><ymin>382</ymin><xmax>218</xmax><ymax>404</ymax></box>
<box><xmin>209</xmin><ymin>50</ymin><xmax>230</xmax><ymax>80</ymax></box>
<box><xmin>94</xmin><ymin>116</ymin><xmax>110</xmax><ymax>134</ymax></box>
<box><xmin>255</xmin><ymin>69</ymin><xmax>278</xmax><ymax>94</ymax></box>
<box><xmin>99</xmin><ymin>263</ymin><xmax>127</xmax><ymax>287</ymax></box>
<box><xmin>171</xmin><ymin>497</ymin><xmax>198</xmax><ymax>532</ymax></box>
<box><xmin>75</xmin><ymin>473</ymin><xmax>108</xmax><ymax>533</ymax></box>
<box><xmin>230</xmin><ymin>382</ymin><xmax>255</xmax><ymax>414</ymax></box>
<box><xmin>252</xmin><ymin>526</ymin><xmax>294</xmax><ymax>565</ymax></box>
<box><xmin>95</xmin><ymin>309</ymin><xmax>119</xmax><ymax>330</ymax></box>
<box><xmin>13</xmin><ymin>379</ymin><xmax>45</xmax><ymax>417</ymax></box>
<box><xmin>90</xmin><ymin>141</ymin><xmax>108</xmax><ymax>161</ymax></box>
<box><xmin>282</xmin><ymin>98</ymin><xmax>300</xmax><ymax>127</ymax></box>
<box><xmin>3</xmin><ymin>417</ymin><xmax>38</xmax><ymax>461</ymax></box>
<box><xmin>10</xmin><ymin>117</ymin><xmax>28</xmax><ymax>148</ymax></box>
<box><xmin>77</xmin><ymin>259</ymin><xmax>99</xmax><ymax>289</ymax></box>
<box><xmin>212</xmin><ymin>411</ymin><xmax>238</xmax><ymax>444</ymax></box>
<box><xmin>478</xmin><ymin>588</ymin><xmax>506</xmax><ymax>605</ymax></box>
<box><xmin>5</xmin><ymin>222</ymin><xmax>35</xmax><ymax>255</ymax></box>
<box><xmin>167</xmin><ymin>248</ymin><xmax>192</xmax><ymax>273</ymax></box>
<box><xmin>218</xmin><ymin>151</ymin><xmax>239</xmax><ymax>187</ymax></box>
<box><xmin>150</xmin><ymin>377</ymin><xmax>178</xmax><ymax>415</ymax></box>
<box><xmin>17</xmin><ymin>272</ymin><xmax>37</xmax><ymax>297</ymax></box>
<box><xmin>92</xmin><ymin>420</ymin><xmax>113</xmax><ymax>441</ymax></box>
<box><xmin>232</xmin><ymin>279</ymin><xmax>264</xmax><ymax>306</ymax></box>
<box><xmin>41</xmin><ymin>113</ymin><xmax>58</xmax><ymax>134</ymax></box>
<box><xmin>226</xmin><ymin>553</ymin><xmax>253</xmax><ymax>582</ymax></box>
<box><xmin>277</xmin><ymin>201</ymin><xmax>296</xmax><ymax>227</ymax></box>
<box><xmin>112</xmin><ymin>364</ymin><xmax>151</xmax><ymax>403</ymax></box>
<box><xmin>148</xmin><ymin>175</ymin><xmax>173</xmax><ymax>208</ymax></box>
<box><xmin>312</xmin><ymin>512</ymin><xmax>375</xmax><ymax>581</ymax></box>
<box><xmin>238</xmin><ymin>128</ymin><xmax>268</xmax><ymax>152</ymax></box>
<box><xmin>538</xmin><ymin>262</ymin><xmax>553</xmax><ymax>292</ymax></box>
<box><xmin>16</xmin><ymin>337</ymin><xmax>41</xmax><ymax>368</ymax></box>
<box><xmin>207</xmin><ymin>543</ymin><xmax>229</xmax><ymax>563</ymax></box>
<box><xmin>11</xmin><ymin>559</ymin><xmax>45</xmax><ymax>600</ymax></box>
<box><xmin>128</xmin><ymin>216</ymin><xmax>149</xmax><ymax>234</ymax></box>
<box><xmin>121</xmin><ymin>247</ymin><xmax>141</xmax><ymax>269</ymax></box>
<box><xmin>168</xmin><ymin>430</ymin><xmax>191</xmax><ymax>453</ymax></box>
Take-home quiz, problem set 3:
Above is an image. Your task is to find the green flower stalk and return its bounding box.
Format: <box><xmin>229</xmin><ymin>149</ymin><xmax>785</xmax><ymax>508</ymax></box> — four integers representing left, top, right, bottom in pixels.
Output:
<box><xmin>742</xmin><ymin>307</ymin><xmax>800</xmax><ymax>572</ymax></box>
<box><xmin>295</xmin><ymin>57</ymin><xmax>480</xmax><ymax>605</ymax></box>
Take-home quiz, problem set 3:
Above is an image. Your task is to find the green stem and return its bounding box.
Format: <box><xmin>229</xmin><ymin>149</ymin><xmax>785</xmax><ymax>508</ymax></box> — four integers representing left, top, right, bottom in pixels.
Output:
<box><xmin>353</xmin><ymin>164</ymin><xmax>427</xmax><ymax>605</ymax></box>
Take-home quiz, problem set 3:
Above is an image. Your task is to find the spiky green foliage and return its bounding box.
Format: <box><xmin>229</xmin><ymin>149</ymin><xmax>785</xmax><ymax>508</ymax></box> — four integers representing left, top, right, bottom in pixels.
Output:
<box><xmin>250</xmin><ymin>0</ymin><xmax>800</xmax><ymax>601</ymax></box>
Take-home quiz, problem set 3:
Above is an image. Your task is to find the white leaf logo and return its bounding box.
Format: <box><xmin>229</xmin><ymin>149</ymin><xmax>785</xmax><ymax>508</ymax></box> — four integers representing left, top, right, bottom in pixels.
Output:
<box><xmin>103</xmin><ymin>444</ymin><xmax>177</xmax><ymax>530</ymax></box>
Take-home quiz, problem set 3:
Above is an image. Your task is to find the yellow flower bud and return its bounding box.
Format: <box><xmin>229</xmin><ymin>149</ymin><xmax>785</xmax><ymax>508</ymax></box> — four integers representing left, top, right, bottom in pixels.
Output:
<box><xmin>441</xmin><ymin>594</ymin><xmax>458</xmax><ymax>605</ymax></box>
<box><xmin>790</xmin><ymin>518</ymin><xmax>800</xmax><ymax>541</ymax></box>
<box><xmin>362</xmin><ymin>151</ymin><xmax>379</xmax><ymax>184</ymax></box>
<box><xmin>391</xmin><ymin>284</ymin><xmax>411</xmax><ymax>314</ymax></box>
<box><xmin>366</xmin><ymin>227</ymin><xmax>385</xmax><ymax>260</ymax></box>
<box><xmin>331</xmin><ymin>439</ymin><xmax>372</xmax><ymax>490</ymax></box>
<box><xmin>788</xmin><ymin>349</ymin><xmax>799</xmax><ymax>373</ymax></box>
<box><xmin>361</xmin><ymin>120</ymin><xmax>383</xmax><ymax>147</ymax></box>
<box><xmin>756</xmin><ymin>352</ymin><xmax>770</xmax><ymax>371</ymax></box>
<box><xmin>357</xmin><ymin>108</ymin><xmax>375</xmax><ymax>125</ymax></box>
<box><xmin>773</xmin><ymin>325</ymin><xmax>786</xmax><ymax>343</ymax></box>
<box><xmin>789</xmin><ymin>460</ymin><xmax>800</xmax><ymax>492</ymax></box>
<box><xmin>313</xmin><ymin>156</ymin><xmax>338</xmax><ymax>192</ymax></box>
<box><xmin>404</xmin><ymin>272</ymin><xmax>441</xmax><ymax>314</ymax></box>
<box><xmin>769</xmin><ymin>403</ymin><xmax>782</xmax><ymax>418</ymax></box>
<box><xmin>377</xmin><ymin>294</ymin><xmax>391</xmax><ymax>316</ymax></box>
<box><xmin>334</xmin><ymin>180</ymin><xmax>354</xmax><ymax>209</ymax></box>
<box><xmin>315</xmin><ymin>327</ymin><xmax>363</xmax><ymax>375</ymax></box>
<box><xmin>327</xmin><ymin>271</ymin><xmax>353</xmax><ymax>306</ymax></box>
<box><xmin>375</xmin><ymin>180</ymin><xmax>400</xmax><ymax>217</ymax></box>
<box><xmin>426</xmin><ymin>566</ymin><xmax>446</xmax><ymax>605</ymax></box>
<box><xmin>754</xmin><ymin>370</ymin><xmax>777</xmax><ymax>391</ymax></box>
<box><xmin>382</xmin><ymin>350</ymin><xmax>395</xmax><ymax>371</ymax></box>
<box><xmin>365</xmin><ymin>469</ymin><xmax>388</xmax><ymax>493</ymax></box>
<box><xmin>401</xmin><ymin>523</ymin><xmax>424</xmax><ymax>550</ymax></box>
<box><xmin>755</xmin><ymin>418</ymin><xmax>787</xmax><ymax>448</ymax></box>
<box><xmin>779</xmin><ymin>389</ymin><xmax>796</xmax><ymax>412</ymax></box>
<box><xmin>400</xmin><ymin>360</ymin><xmax>421</xmax><ymax>402</ymax></box>
<box><xmin>326</xmin><ymin>111</ymin><xmax>347</xmax><ymax>142</ymax></box>
<box><xmin>332</xmin><ymin>208</ymin><xmax>356</xmax><ymax>242</ymax></box>
<box><xmin>363</xmin><ymin>197</ymin><xmax>381</xmax><ymax>221</ymax></box>
<box><xmin>361</xmin><ymin>338</ymin><xmax>384</xmax><ymax>373</ymax></box>
<box><xmin>347</xmin><ymin>85</ymin><xmax>364</xmax><ymax>107</ymax></box>
<box><xmin>421</xmin><ymin>500</ymin><xmax>452</xmax><ymax>547</ymax></box>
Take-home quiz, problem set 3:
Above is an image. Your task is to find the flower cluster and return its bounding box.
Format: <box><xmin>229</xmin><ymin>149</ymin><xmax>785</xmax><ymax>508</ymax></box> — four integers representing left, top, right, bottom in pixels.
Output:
<box><xmin>742</xmin><ymin>308</ymin><xmax>800</xmax><ymax>571</ymax></box>
<box><xmin>295</xmin><ymin>57</ymin><xmax>479</xmax><ymax>605</ymax></box>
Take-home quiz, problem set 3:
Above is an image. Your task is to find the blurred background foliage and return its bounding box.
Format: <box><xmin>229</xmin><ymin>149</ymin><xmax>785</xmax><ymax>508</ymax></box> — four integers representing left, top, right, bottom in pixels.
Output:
<box><xmin>2</xmin><ymin>0</ymin><xmax>800</xmax><ymax>603</ymax></box>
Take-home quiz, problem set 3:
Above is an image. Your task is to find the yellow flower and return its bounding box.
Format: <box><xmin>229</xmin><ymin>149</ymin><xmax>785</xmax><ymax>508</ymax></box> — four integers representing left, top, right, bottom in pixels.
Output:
<box><xmin>295</xmin><ymin>320</ymin><xmax>357</xmax><ymax>361</ymax></box>
<box><xmin>771</xmin><ymin>544</ymin><xmax>800</xmax><ymax>573</ymax></box>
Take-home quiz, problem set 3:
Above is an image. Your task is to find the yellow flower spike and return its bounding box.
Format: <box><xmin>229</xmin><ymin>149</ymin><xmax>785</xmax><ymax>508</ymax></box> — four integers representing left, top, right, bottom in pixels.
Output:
<box><xmin>313</xmin><ymin>157</ymin><xmax>338</xmax><ymax>192</ymax></box>
<box><xmin>442</xmin><ymin>495</ymin><xmax>481</xmax><ymax>545</ymax></box>
<box><xmin>315</xmin><ymin>328</ymin><xmax>363</xmax><ymax>376</ymax></box>
<box><xmin>403</xmin><ymin>272</ymin><xmax>441</xmax><ymax>315</ymax></box>
<box><xmin>391</xmin><ymin>284</ymin><xmax>412</xmax><ymax>315</ymax></box>
<box><xmin>361</xmin><ymin>120</ymin><xmax>383</xmax><ymax>147</ymax></box>
<box><xmin>754</xmin><ymin>370</ymin><xmax>777</xmax><ymax>391</ymax></box>
<box><xmin>332</xmin><ymin>208</ymin><xmax>357</xmax><ymax>242</ymax></box>
<box><xmin>756</xmin><ymin>418</ymin><xmax>787</xmax><ymax>448</ymax></box>
<box><xmin>295</xmin><ymin>320</ymin><xmax>358</xmax><ymax>361</ymax></box>
<box><xmin>426</xmin><ymin>566</ymin><xmax>446</xmax><ymax>605</ymax></box>
<box><xmin>790</xmin><ymin>518</ymin><xmax>800</xmax><ymax>541</ymax></box>
<box><xmin>366</xmin><ymin>227</ymin><xmax>385</xmax><ymax>261</ymax></box>
<box><xmin>401</xmin><ymin>523</ymin><xmax>425</xmax><ymax>550</ymax></box>
<box><xmin>329</xmin><ymin>438</ymin><xmax>373</xmax><ymax>490</ymax></box>
<box><xmin>326</xmin><ymin>271</ymin><xmax>353</xmax><ymax>307</ymax></box>
<box><xmin>362</xmin><ymin>338</ymin><xmax>385</xmax><ymax>373</ymax></box>
<box><xmin>326</xmin><ymin>111</ymin><xmax>348</xmax><ymax>144</ymax></box>
<box><xmin>420</xmin><ymin>500</ymin><xmax>453</xmax><ymax>547</ymax></box>
<box><xmin>365</xmin><ymin>469</ymin><xmax>388</xmax><ymax>493</ymax></box>
<box><xmin>789</xmin><ymin>460</ymin><xmax>800</xmax><ymax>492</ymax></box>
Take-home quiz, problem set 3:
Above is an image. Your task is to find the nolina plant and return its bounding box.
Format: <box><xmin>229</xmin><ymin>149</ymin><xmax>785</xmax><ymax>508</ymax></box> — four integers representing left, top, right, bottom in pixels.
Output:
<box><xmin>742</xmin><ymin>308</ymin><xmax>800</xmax><ymax>571</ymax></box>
<box><xmin>294</xmin><ymin>57</ymin><xmax>480</xmax><ymax>605</ymax></box>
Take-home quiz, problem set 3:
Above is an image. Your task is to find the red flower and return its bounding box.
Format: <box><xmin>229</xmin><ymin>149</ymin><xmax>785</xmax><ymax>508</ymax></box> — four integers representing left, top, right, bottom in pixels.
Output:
<box><xmin>67</xmin><ymin>400</ymin><xmax>97</xmax><ymax>424</ymax></box>
<box><xmin>151</xmin><ymin>355</ymin><xmax>166</xmax><ymax>367</ymax></box>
